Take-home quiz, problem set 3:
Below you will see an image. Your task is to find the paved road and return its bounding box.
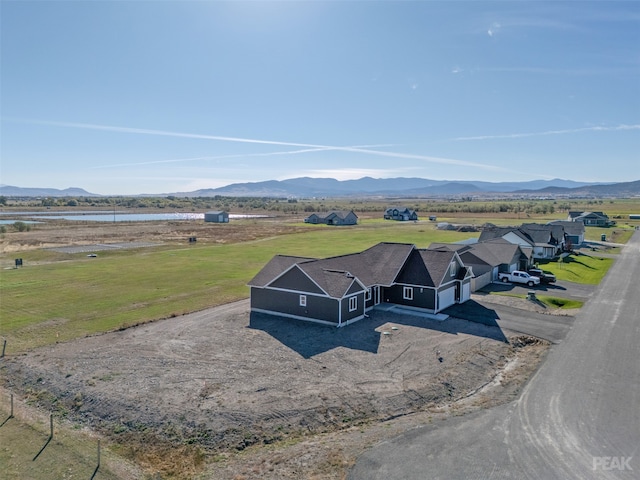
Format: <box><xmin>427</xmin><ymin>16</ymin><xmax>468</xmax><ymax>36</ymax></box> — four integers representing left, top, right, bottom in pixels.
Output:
<box><xmin>349</xmin><ymin>230</ymin><xmax>640</xmax><ymax>480</ymax></box>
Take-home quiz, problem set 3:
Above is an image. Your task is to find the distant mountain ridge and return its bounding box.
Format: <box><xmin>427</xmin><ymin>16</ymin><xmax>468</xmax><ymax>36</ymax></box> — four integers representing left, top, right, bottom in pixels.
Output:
<box><xmin>0</xmin><ymin>185</ymin><xmax>98</xmax><ymax>197</ymax></box>
<box><xmin>182</xmin><ymin>177</ymin><xmax>634</xmax><ymax>198</ymax></box>
<box><xmin>2</xmin><ymin>178</ymin><xmax>639</xmax><ymax>198</ymax></box>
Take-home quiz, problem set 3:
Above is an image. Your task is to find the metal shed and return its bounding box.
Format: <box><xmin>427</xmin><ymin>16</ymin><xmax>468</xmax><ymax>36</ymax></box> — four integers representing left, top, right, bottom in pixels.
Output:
<box><xmin>204</xmin><ymin>211</ymin><xmax>229</xmax><ymax>223</ymax></box>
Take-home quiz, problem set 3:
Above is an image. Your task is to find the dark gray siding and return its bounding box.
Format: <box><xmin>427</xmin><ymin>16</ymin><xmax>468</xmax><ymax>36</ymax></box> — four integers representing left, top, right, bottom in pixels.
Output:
<box><xmin>270</xmin><ymin>267</ymin><xmax>324</xmax><ymax>294</ymax></box>
<box><xmin>250</xmin><ymin>287</ymin><xmax>339</xmax><ymax>323</ymax></box>
<box><xmin>340</xmin><ymin>292</ymin><xmax>366</xmax><ymax>322</ymax></box>
<box><xmin>383</xmin><ymin>285</ymin><xmax>436</xmax><ymax>310</ymax></box>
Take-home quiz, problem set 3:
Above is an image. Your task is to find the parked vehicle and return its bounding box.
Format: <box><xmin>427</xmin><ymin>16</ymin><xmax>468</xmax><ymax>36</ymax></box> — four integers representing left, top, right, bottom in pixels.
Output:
<box><xmin>527</xmin><ymin>268</ymin><xmax>557</xmax><ymax>284</ymax></box>
<box><xmin>498</xmin><ymin>270</ymin><xmax>540</xmax><ymax>287</ymax></box>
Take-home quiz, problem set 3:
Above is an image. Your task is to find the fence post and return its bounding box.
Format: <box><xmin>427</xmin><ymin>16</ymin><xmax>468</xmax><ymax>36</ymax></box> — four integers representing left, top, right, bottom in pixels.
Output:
<box><xmin>1</xmin><ymin>338</ymin><xmax>6</xmax><ymax>357</ymax></box>
<box><xmin>10</xmin><ymin>394</ymin><xmax>13</xmax><ymax>418</ymax></box>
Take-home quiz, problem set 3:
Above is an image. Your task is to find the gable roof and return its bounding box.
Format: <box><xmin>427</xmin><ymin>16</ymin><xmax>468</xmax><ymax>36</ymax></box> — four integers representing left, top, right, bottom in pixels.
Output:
<box><xmin>396</xmin><ymin>248</ymin><xmax>460</xmax><ymax>287</ymax></box>
<box><xmin>304</xmin><ymin>242</ymin><xmax>415</xmax><ymax>287</ymax></box>
<box><xmin>248</xmin><ymin>255</ymin><xmax>316</xmax><ymax>287</ymax></box>
<box><xmin>473</xmin><ymin>238</ymin><xmax>529</xmax><ymax>264</ymax></box>
<box><xmin>305</xmin><ymin>210</ymin><xmax>357</xmax><ymax>221</ymax></box>
<box><xmin>570</xmin><ymin>211</ymin><xmax>609</xmax><ymax>220</ymax></box>
<box><xmin>295</xmin><ymin>264</ymin><xmax>365</xmax><ymax>298</ymax></box>
<box><xmin>548</xmin><ymin>220</ymin><xmax>585</xmax><ymax>236</ymax></box>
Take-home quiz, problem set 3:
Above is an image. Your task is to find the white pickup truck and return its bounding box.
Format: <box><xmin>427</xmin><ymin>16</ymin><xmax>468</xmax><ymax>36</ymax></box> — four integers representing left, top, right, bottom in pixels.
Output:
<box><xmin>498</xmin><ymin>270</ymin><xmax>540</xmax><ymax>287</ymax></box>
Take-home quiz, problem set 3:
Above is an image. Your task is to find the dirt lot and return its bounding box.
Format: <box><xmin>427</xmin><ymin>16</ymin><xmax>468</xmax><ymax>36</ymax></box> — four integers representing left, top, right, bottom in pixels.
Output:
<box><xmin>0</xmin><ymin>216</ymin><xmax>313</xmax><ymax>255</ymax></box>
<box><xmin>2</xmin><ymin>298</ymin><xmax>549</xmax><ymax>479</ymax></box>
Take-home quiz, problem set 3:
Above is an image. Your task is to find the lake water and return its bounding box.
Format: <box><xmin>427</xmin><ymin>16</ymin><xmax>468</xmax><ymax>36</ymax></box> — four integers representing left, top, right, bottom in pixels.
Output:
<box><xmin>0</xmin><ymin>212</ymin><xmax>267</xmax><ymax>222</ymax></box>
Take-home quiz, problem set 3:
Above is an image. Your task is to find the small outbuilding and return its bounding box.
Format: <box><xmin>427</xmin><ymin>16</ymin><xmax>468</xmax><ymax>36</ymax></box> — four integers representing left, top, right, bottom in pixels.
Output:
<box><xmin>205</xmin><ymin>211</ymin><xmax>229</xmax><ymax>223</ymax></box>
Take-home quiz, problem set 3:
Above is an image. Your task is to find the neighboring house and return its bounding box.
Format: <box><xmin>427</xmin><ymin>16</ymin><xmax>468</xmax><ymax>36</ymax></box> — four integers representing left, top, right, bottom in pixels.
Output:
<box><xmin>384</xmin><ymin>207</ymin><xmax>418</xmax><ymax>221</ymax></box>
<box><xmin>204</xmin><ymin>211</ymin><xmax>229</xmax><ymax>223</ymax></box>
<box><xmin>479</xmin><ymin>223</ymin><xmax>563</xmax><ymax>260</ymax></box>
<box><xmin>248</xmin><ymin>242</ymin><xmax>472</xmax><ymax>327</ymax></box>
<box><xmin>568</xmin><ymin>211</ymin><xmax>613</xmax><ymax>227</ymax></box>
<box><xmin>429</xmin><ymin>238</ymin><xmax>531</xmax><ymax>291</ymax></box>
<box><xmin>548</xmin><ymin>220</ymin><xmax>585</xmax><ymax>249</ymax></box>
<box><xmin>304</xmin><ymin>210</ymin><xmax>358</xmax><ymax>225</ymax></box>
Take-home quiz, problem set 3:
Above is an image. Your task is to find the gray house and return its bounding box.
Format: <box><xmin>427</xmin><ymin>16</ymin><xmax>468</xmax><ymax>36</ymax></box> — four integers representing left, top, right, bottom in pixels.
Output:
<box><xmin>548</xmin><ymin>220</ymin><xmax>585</xmax><ymax>249</ymax></box>
<box><xmin>204</xmin><ymin>211</ymin><xmax>229</xmax><ymax>223</ymax></box>
<box><xmin>384</xmin><ymin>207</ymin><xmax>418</xmax><ymax>221</ymax></box>
<box><xmin>568</xmin><ymin>211</ymin><xmax>613</xmax><ymax>227</ymax></box>
<box><xmin>479</xmin><ymin>223</ymin><xmax>563</xmax><ymax>260</ymax></box>
<box><xmin>429</xmin><ymin>239</ymin><xmax>531</xmax><ymax>291</ymax></box>
<box><xmin>304</xmin><ymin>210</ymin><xmax>358</xmax><ymax>225</ymax></box>
<box><xmin>248</xmin><ymin>242</ymin><xmax>472</xmax><ymax>327</ymax></box>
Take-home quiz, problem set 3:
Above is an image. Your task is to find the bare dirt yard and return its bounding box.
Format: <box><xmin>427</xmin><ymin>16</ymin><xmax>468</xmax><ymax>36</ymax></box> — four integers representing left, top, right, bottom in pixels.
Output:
<box><xmin>2</xmin><ymin>299</ymin><xmax>549</xmax><ymax>479</ymax></box>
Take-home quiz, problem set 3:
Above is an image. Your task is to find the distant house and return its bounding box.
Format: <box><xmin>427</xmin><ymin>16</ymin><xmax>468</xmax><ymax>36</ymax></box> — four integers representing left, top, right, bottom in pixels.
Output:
<box><xmin>384</xmin><ymin>207</ymin><xmax>418</xmax><ymax>221</ymax></box>
<box><xmin>248</xmin><ymin>242</ymin><xmax>472</xmax><ymax>327</ymax></box>
<box><xmin>204</xmin><ymin>211</ymin><xmax>229</xmax><ymax>223</ymax></box>
<box><xmin>429</xmin><ymin>239</ymin><xmax>531</xmax><ymax>291</ymax></box>
<box><xmin>568</xmin><ymin>211</ymin><xmax>613</xmax><ymax>227</ymax></box>
<box><xmin>304</xmin><ymin>210</ymin><xmax>358</xmax><ymax>226</ymax></box>
<box><xmin>548</xmin><ymin>220</ymin><xmax>585</xmax><ymax>249</ymax></box>
<box><xmin>478</xmin><ymin>223</ymin><xmax>564</xmax><ymax>260</ymax></box>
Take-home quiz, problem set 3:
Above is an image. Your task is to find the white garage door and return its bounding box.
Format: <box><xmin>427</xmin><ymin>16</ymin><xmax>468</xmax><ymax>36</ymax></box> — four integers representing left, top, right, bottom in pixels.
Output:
<box><xmin>439</xmin><ymin>286</ymin><xmax>456</xmax><ymax>310</ymax></box>
<box><xmin>461</xmin><ymin>283</ymin><xmax>471</xmax><ymax>302</ymax></box>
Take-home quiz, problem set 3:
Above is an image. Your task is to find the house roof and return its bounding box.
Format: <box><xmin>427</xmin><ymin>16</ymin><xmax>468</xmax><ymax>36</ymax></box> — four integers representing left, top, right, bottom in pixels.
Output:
<box><xmin>306</xmin><ymin>242</ymin><xmax>415</xmax><ymax>287</ymax></box>
<box><xmin>395</xmin><ymin>248</ymin><xmax>459</xmax><ymax>287</ymax></box>
<box><xmin>570</xmin><ymin>211</ymin><xmax>609</xmax><ymax>220</ymax></box>
<box><xmin>247</xmin><ymin>255</ymin><xmax>316</xmax><ymax>287</ymax></box>
<box><xmin>306</xmin><ymin>210</ymin><xmax>357</xmax><ymax>221</ymax></box>
<box><xmin>479</xmin><ymin>226</ymin><xmax>535</xmax><ymax>246</ymax></box>
<box><xmin>427</xmin><ymin>242</ymin><xmax>471</xmax><ymax>253</ymax></box>
<box><xmin>295</xmin><ymin>264</ymin><xmax>365</xmax><ymax>298</ymax></box>
<box><xmin>548</xmin><ymin>220</ymin><xmax>585</xmax><ymax>236</ymax></box>
<box><xmin>385</xmin><ymin>207</ymin><xmax>416</xmax><ymax>214</ymax></box>
<box><xmin>474</xmin><ymin>238</ymin><xmax>529</xmax><ymax>264</ymax></box>
<box><xmin>519</xmin><ymin>223</ymin><xmax>558</xmax><ymax>245</ymax></box>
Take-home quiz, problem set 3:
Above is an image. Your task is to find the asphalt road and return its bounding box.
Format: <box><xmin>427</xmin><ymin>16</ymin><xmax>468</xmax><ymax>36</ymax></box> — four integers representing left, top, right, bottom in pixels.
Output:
<box><xmin>349</xmin><ymin>230</ymin><xmax>640</xmax><ymax>480</ymax></box>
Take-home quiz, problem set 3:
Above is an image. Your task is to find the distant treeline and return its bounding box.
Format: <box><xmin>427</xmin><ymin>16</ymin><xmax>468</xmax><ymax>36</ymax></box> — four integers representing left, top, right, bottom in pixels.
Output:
<box><xmin>1</xmin><ymin>194</ymin><xmax>615</xmax><ymax>216</ymax></box>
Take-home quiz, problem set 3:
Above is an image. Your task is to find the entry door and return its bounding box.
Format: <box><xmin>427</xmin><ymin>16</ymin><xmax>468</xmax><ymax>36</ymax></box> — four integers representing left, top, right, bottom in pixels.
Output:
<box><xmin>374</xmin><ymin>286</ymin><xmax>381</xmax><ymax>305</ymax></box>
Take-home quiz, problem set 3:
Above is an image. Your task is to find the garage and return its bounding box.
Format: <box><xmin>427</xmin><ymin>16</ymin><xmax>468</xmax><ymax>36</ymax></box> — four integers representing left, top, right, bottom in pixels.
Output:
<box><xmin>438</xmin><ymin>286</ymin><xmax>456</xmax><ymax>310</ymax></box>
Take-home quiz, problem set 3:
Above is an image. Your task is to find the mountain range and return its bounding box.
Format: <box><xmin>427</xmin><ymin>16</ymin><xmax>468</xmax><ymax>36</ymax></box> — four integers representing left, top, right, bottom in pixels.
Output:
<box><xmin>2</xmin><ymin>178</ymin><xmax>640</xmax><ymax>198</ymax></box>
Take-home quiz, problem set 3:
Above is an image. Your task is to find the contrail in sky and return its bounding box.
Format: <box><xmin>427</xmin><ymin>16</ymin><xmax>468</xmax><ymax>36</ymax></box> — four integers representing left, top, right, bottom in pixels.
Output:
<box><xmin>453</xmin><ymin>124</ymin><xmax>640</xmax><ymax>141</ymax></box>
<box><xmin>91</xmin><ymin>146</ymin><xmax>396</xmax><ymax>169</ymax></box>
<box><xmin>12</xmin><ymin>118</ymin><xmax>504</xmax><ymax>171</ymax></box>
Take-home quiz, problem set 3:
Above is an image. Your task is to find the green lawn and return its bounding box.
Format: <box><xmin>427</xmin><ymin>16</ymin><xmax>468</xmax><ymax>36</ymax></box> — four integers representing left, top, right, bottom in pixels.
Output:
<box><xmin>538</xmin><ymin>253</ymin><xmax>614</xmax><ymax>284</ymax></box>
<box><xmin>0</xmin><ymin>223</ymin><xmax>478</xmax><ymax>353</ymax></box>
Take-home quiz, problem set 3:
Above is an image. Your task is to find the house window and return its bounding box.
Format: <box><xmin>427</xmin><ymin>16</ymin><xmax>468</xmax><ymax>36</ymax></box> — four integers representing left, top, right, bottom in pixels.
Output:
<box><xmin>450</xmin><ymin>261</ymin><xmax>456</xmax><ymax>277</ymax></box>
<box><xmin>403</xmin><ymin>286</ymin><xmax>413</xmax><ymax>300</ymax></box>
<box><xmin>366</xmin><ymin>288</ymin><xmax>372</xmax><ymax>301</ymax></box>
<box><xmin>349</xmin><ymin>296</ymin><xmax>358</xmax><ymax>312</ymax></box>
<box><xmin>299</xmin><ymin>295</ymin><xmax>307</xmax><ymax>307</ymax></box>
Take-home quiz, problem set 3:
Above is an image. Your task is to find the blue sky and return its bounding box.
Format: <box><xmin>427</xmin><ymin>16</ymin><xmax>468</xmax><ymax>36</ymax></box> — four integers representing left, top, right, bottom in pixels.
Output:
<box><xmin>1</xmin><ymin>1</ymin><xmax>639</xmax><ymax>195</ymax></box>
